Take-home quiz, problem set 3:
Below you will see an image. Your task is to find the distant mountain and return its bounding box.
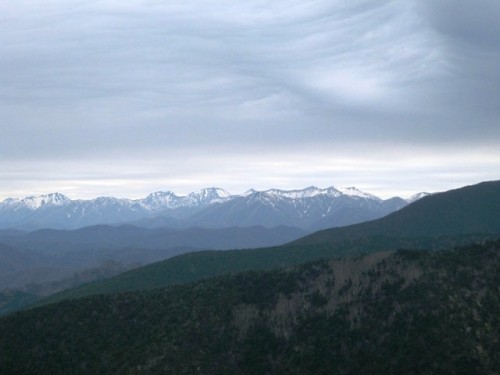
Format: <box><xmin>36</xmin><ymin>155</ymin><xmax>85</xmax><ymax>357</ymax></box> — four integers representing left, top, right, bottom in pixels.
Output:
<box><xmin>293</xmin><ymin>180</ymin><xmax>500</xmax><ymax>246</ymax></box>
<box><xmin>188</xmin><ymin>187</ymin><xmax>408</xmax><ymax>230</ymax></box>
<box><xmin>43</xmin><ymin>180</ymin><xmax>500</xmax><ymax>302</ymax></box>
<box><xmin>0</xmin><ymin>186</ymin><xmax>413</xmax><ymax>231</ymax></box>
<box><xmin>0</xmin><ymin>188</ymin><xmax>231</xmax><ymax>230</ymax></box>
<box><xmin>3</xmin><ymin>241</ymin><xmax>499</xmax><ymax>373</ymax></box>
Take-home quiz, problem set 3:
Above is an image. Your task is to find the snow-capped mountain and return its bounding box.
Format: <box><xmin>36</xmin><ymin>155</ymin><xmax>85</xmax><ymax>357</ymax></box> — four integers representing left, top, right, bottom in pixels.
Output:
<box><xmin>140</xmin><ymin>188</ymin><xmax>230</xmax><ymax>212</ymax></box>
<box><xmin>0</xmin><ymin>186</ymin><xmax>425</xmax><ymax>231</ymax></box>
<box><xmin>188</xmin><ymin>187</ymin><xmax>407</xmax><ymax>230</ymax></box>
<box><xmin>2</xmin><ymin>192</ymin><xmax>70</xmax><ymax>210</ymax></box>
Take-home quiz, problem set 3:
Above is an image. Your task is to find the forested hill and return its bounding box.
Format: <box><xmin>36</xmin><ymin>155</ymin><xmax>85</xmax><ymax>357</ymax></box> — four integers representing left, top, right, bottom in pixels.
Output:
<box><xmin>1</xmin><ymin>241</ymin><xmax>499</xmax><ymax>374</ymax></box>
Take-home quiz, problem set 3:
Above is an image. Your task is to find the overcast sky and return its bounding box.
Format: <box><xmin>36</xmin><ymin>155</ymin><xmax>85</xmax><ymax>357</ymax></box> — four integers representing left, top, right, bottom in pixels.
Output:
<box><xmin>1</xmin><ymin>0</ymin><xmax>499</xmax><ymax>200</ymax></box>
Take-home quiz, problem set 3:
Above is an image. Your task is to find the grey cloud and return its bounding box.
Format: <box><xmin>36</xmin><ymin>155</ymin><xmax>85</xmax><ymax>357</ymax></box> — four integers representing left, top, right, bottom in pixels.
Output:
<box><xmin>415</xmin><ymin>0</ymin><xmax>500</xmax><ymax>116</ymax></box>
<box><xmin>0</xmin><ymin>0</ymin><xmax>499</xmax><ymax>198</ymax></box>
<box><xmin>418</xmin><ymin>0</ymin><xmax>500</xmax><ymax>50</ymax></box>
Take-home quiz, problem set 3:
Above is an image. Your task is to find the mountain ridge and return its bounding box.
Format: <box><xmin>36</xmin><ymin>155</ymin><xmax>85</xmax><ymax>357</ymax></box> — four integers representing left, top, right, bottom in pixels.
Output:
<box><xmin>0</xmin><ymin>186</ymin><xmax>417</xmax><ymax>231</ymax></box>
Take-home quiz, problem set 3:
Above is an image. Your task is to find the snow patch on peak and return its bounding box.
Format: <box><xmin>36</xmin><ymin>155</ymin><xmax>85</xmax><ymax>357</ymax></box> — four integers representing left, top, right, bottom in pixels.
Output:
<box><xmin>186</xmin><ymin>188</ymin><xmax>231</xmax><ymax>205</ymax></box>
<box><xmin>322</xmin><ymin>187</ymin><xmax>342</xmax><ymax>197</ymax></box>
<box><xmin>147</xmin><ymin>191</ymin><xmax>177</xmax><ymax>199</ymax></box>
<box><xmin>139</xmin><ymin>188</ymin><xmax>231</xmax><ymax>211</ymax></box>
<box><xmin>196</xmin><ymin>187</ymin><xmax>231</xmax><ymax>199</ymax></box>
<box><xmin>92</xmin><ymin>196</ymin><xmax>137</xmax><ymax>208</ymax></box>
<box><xmin>265</xmin><ymin>187</ymin><xmax>325</xmax><ymax>199</ymax></box>
<box><xmin>239</xmin><ymin>186</ymin><xmax>379</xmax><ymax>200</ymax></box>
<box><xmin>0</xmin><ymin>197</ymin><xmax>20</xmax><ymax>206</ymax></box>
<box><xmin>337</xmin><ymin>187</ymin><xmax>380</xmax><ymax>200</ymax></box>
<box><xmin>140</xmin><ymin>191</ymin><xmax>180</xmax><ymax>211</ymax></box>
<box><xmin>144</xmin><ymin>191</ymin><xmax>178</xmax><ymax>202</ymax></box>
<box><xmin>243</xmin><ymin>189</ymin><xmax>259</xmax><ymax>197</ymax></box>
<box><xmin>406</xmin><ymin>192</ymin><xmax>431</xmax><ymax>203</ymax></box>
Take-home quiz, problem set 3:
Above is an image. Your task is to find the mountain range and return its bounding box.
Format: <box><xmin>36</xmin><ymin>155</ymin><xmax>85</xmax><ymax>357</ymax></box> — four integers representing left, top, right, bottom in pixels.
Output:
<box><xmin>0</xmin><ymin>186</ymin><xmax>421</xmax><ymax>231</ymax></box>
<box><xmin>41</xmin><ymin>180</ymin><xmax>500</xmax><ymax>303</ymax></box>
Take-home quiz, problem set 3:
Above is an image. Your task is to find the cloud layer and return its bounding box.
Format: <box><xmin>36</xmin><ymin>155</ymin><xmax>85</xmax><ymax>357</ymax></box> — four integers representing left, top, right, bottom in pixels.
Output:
<box><xmin>1</xmin><ymin>0</ymin><xmax>499</xmax><ymax>199</ymax></box>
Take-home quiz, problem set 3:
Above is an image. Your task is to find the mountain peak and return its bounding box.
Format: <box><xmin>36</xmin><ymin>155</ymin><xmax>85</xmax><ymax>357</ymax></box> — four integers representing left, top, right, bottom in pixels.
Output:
<box><xmin>189</xmin><ymin>188</ymin><xmax>231</xmax><ymax>200</ymax></box>
<box><xmin>337</xmin><ymin>187</ymin><xmax>379</xmax><ymax>200</ymax></box>
<box><xmin>22</xmin><ymin>193</ymin><xmax>71</xmax><ymax>209</ymax></box>
<box><xmin>140</xmin><ymin>191</ymin><xmax>180</xmax><ymax>211</ymax></box>
<box><xmin>146</xmin><ymin>191</ymin><xmax>177</xmax><ymax>198</ymax></box>
<box><xmin>264</xmin><ymin>187</ymin><xmax>324</xmax><ymax>199</ymax></box>
<box><xmin>205</xmin><ymin>187</ymin><xmax>231</xmax><ymax>197</ymax></box>
<box><xmin>242</xmin><ymin>189</ymin><xmax>259</xmax><ymax>196</ymax></box>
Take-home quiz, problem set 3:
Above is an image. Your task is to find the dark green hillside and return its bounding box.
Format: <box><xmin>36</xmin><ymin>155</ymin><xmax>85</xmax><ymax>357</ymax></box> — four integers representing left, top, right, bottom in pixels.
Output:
<box><xmin>40</xmin><ymin>181</ymin><xmax>500</xmax><ymax>303</ymax></box>
<box><xmin>1</xmin><ymin>241</ymin><xmax>499</xmax><ymax>374</ymax></box>
<box><xmin>41</xmin><ymin>233</ymin><xmax>494</xmax><ymax>304</ymax></box>
<box><xmin>294</xmin><ymin>180</ymin><xmax>500</xmax><ymax>245</ymax></box>
<box><xmin>41</xmin><ymin>243</ymin><xmax>331</xmax><ymax>303</ymax></box>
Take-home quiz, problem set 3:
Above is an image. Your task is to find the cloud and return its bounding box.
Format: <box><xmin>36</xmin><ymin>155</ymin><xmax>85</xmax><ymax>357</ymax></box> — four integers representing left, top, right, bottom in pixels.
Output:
<box><xmin>0</xmin><ymin>0</ymin><xmax>499</xmax><ymax>198</ymax></box>
<box><xmin>1</xmin><ymin>143</ymin><xmax>499</xmax><ymax>200</ymax></box>
<box><xmin>415</xmin><ymin>0</ymin><xmax>500</xmax><ymax>116</ymax></box>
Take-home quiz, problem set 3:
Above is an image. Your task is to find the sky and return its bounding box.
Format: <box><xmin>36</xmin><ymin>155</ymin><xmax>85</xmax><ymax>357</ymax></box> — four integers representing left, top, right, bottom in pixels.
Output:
<box><xmin>1</xmin><ymin>0</ymin><xmax>499</xmax><ymax>200</ymax></box>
